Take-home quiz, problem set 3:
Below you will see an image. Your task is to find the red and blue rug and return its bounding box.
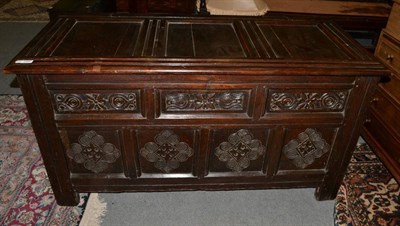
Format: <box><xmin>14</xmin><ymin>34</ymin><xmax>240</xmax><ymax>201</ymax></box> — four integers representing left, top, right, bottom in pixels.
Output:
<box><xmin>0</xmin><ymin>0</ymin><xmax>55</xmax><ymax>21</ymax></box>
<box><xmin>0</xmin><ymin>95</ymin><xmax>88</xmax><ymax>225</ymax></box>
<box><xmin>334</xmin><ymin>143</ymin><xmax>400</xmax><ymax>226</ymax></box>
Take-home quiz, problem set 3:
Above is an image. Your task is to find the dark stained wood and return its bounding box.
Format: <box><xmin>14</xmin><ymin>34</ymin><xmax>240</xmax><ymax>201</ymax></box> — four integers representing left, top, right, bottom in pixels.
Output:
<box><xmin>48</xmin><ymin>0</ymin><xmax>116</xmax><ymax>20</ymax></box>
<box><xmin>116</xmin><ymin>0</ymin><xmax>197</xmax><ymax>14</ymax></box>
<box><xmin>166</xmin><ymin>23</ymin><xmax>194</xmax><ymax>57</ymax></box>
<box><xmin>4</xmin><ymin>15</ymin><xmax>389</xmax><ymax>206</ymax></box>
<box><xmin>52</xmin><ymin>22</ymin><xmax>143</xmax><ymax>57</ymax></box>
<box><xmin>265</xmin><ymin>11</ymin><xmax>389</xmax><ymax>52</ymax></box>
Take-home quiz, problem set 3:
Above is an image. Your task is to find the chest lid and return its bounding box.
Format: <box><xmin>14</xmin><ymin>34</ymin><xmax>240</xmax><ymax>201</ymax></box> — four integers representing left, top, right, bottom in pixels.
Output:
<box><xmin>4</xmin><ymin>15</ymin><xmax>387</xmax><ymax>75</ymax></box>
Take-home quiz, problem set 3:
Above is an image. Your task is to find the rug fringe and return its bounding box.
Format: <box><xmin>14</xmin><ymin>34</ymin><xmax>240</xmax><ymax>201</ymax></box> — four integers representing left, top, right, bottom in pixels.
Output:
<box><xmin>79</xmin><ymin>193</ymin><xmax>107</xmax><ymax>226</ymax></box>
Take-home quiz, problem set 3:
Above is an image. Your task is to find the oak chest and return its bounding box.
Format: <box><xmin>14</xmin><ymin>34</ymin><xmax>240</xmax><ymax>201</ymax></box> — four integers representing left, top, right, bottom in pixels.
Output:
<box><xmin>4</xmin><ymin>15</ymin><xmax>388</xmax><ymax>206</ymax></box>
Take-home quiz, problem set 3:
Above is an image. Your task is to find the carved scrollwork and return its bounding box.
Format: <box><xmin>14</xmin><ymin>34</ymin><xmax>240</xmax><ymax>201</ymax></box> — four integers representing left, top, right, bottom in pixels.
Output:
<box><xmin>215</xmin><ymin>129</ymin><xmax>266</xmax><ymax>172</ymax></box>
<box><xmin>140</xmin><ymin>130</ymin><xmax>194</xmax><ymax>173</ymax></box>
<box><xmin>66</xmin><ymin>130</ymin><xmax>121</xmax><ymax>173</ymax></box>
<box><xmin>283</xmin><ymin>128</ymin><xmax>330</xmax><ymax>169</ymax></box>
<box><xmin>165</xmin><ymin>91</ymin><xmax>245</xmax><ymax>111</ymax></box>
<box><xmin>54</xmin><ymin>93</ymin><xmax>137</xmax><ymax>113</ymax></box>
<box><xmin>268</xmin><ymin>91</ymin><xmax>347</xmax><ymax>112</ymax></box>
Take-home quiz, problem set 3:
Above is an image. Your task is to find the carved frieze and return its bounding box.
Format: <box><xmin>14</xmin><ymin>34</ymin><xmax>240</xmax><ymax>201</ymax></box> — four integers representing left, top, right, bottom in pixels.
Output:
<box><xmin>54</xmin><ymin>93</ymin><xmax>137</xmax><ymax>113</ymax></box>
<box><xmin>283</xmin><ymin>128</ymin><xmax>330</xmax><ymax>169</ymax></box>
<box><xmin>268</xmin><ymin>91</ymin><xmax>347</xmax><ymax>112</ymax></box>
<box><xmin>140</xmin><ymin>130</ymin><xmax>194</xmax><ymax>173</ymax></box>
<box><xmin>66</xmin><ymin>130</ymin><xmax>121</xmax><ymax>173</ymax></box>
<box><xmin>165</xmin><ymin>91</ymin><xmax>245</xmax><ymax>111</ymax></box>
<box><xmin>215</xmin><ymin>129</ymin><xmax>266</xmax><ymax>172</ymax></box>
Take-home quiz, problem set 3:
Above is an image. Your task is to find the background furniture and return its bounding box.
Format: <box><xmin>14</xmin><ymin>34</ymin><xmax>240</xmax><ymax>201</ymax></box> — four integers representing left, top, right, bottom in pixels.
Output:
<box><xmin>265</xmin><ymin>0</ymin><xmax>391</xmax><ymax>51</ymax></box>
<box><xmin>362</xmin><ymin>0</ymin><xmax>400</xmax><ymax>182</ymax></box>
<box><xmin>48</xmin><ymin>0</ymin><xmax>116</xmax><ymax>19</ymax></box>
<box><xmin>201</xmin><ymin>0</ymin><xmax>269</xmax><ymax>16</ymax></box>
<box><xmin>115</xmin><ymin>0</ymin><xmax>197</xmax><ymax>14</ymax></box>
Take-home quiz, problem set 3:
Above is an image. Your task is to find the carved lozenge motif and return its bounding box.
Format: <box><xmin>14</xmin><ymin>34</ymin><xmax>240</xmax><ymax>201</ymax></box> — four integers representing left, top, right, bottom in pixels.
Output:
<box><xmin>283</xmin><ymin>128</ymin><xmax>330</xmax><ymax>169</ymax></box>
<box><xmin>215</xmin><ymin>129</ymin><xmax>265</xmax><ymax>172</ymax></box>
<box><xmin>66</xmin><ymin>130</ymin><xmax>121</xmax><ymax>173</ymax></box>
<box><xmin>140</xmin><ymin>130</ymin><xmax>194</xmax><ymax>173</ymax></box>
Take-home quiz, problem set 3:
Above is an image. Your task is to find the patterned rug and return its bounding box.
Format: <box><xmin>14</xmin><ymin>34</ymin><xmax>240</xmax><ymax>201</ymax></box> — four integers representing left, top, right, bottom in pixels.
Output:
<box><xmin>334</xmin><ymin>143</ymin><xmax>400</xmax><ymax>226</ymax></box>
<box><xmin>0</xmin><ymin>95</ymin><xmax>89</xmax><ymax>225</ymax></box>
<box><xmin>0</xmin><ymin>0</ymin><xmax>55</xmax><ymax>21</ymax></box>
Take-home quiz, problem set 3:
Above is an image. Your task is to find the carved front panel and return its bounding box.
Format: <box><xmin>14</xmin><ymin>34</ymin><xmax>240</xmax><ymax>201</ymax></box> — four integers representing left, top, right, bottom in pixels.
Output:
<box><xmin>136</xmin><ymin>129</ymin><xmax>198</xmax><ymax>176</ymax></box>
<box><xmin>208</xmin><ymin>128</ymin><xmax>269</xmax><ymax>175</ymax></box>
<box><xmin>52</xmin><ymin>91</ymin><xmax>140</xmax><ymax>113</ymax></box>
<box><xmin>158</xmin><ymin>89</ymin><xmax>253</xmax><ymax>118</ymax></box>
<box><xmin>266</xmin><ymin>90</ymin><xmax>349</xmax><ymax>113</ymax></box>
<box><xmin>60</xmin><ymin>128</ymin><xmax>124</xmax><ymax>175</ymax></box>
<box><xmin>277</xmin><ymin>127</ymin><xmax>337</xmax><ymax>173</ymax></box>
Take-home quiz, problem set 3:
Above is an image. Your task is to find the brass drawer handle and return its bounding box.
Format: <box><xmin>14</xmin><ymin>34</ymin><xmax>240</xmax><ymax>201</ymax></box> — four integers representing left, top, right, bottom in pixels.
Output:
<box><xmin>371</xmin><ymin>97</ymin><xmax>379</xmax><ymax>104</ymax></box>
<box><xmin>384</xmin><ymin>51</ymin><xmax>394</xmax><ymax>62</ymax></box>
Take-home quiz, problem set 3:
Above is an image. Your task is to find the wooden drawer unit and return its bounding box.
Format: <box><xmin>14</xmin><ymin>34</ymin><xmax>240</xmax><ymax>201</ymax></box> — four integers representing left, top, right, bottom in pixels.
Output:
<box><xmin>379</xmin><ymin>72</ymin><xmax>400</xmax><ymax>102</ymax></box>
<box><xmin>369</xmin><ymin>86</ymin><xmax>400</xmax><ymax>134</ymax></box>
<box><xmin>362</xmin><ymin>0</ymin><xmax>400</xmax><ymax>183</ymax></box>
<box><xmin>4</xmin><ymin>15</ymin><xmax>387</xmax><ymax>206</ymax></box>
<box><xmin>375</xmin><ymin>31</ymin><xmax>400</xmax><ymax>74</ymax></box>
<box><xmin>364</xmin><ymin>109</ymin><xmax>400</xmax><ymax>179</ymax></box>
<box><xmin>363</xmin><ymin>64</ymin><xmax>400</xmax><ymax>183</ymax></box>
<box><xmin>386</xmin><ymin>0</ymin><xmax>400</xmax><ymax>39</ymax></box>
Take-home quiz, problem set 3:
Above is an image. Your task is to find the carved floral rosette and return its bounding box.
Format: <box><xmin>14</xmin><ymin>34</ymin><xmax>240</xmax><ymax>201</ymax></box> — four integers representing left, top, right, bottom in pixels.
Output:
<box><xmin>66</xmin><ymin>130</ymin><xmax>121</xmax><ymax>173</ymax></box>
<box><xmin>215</xmin><ymin>129</ymin><xmax>266</xmax><ymax>172</ymax></box>
<box><xmin>140</xmin><ymin>130</ymin><xmax>194</xmax><ymax>173</ymax></box>
<box><xmin>283</xmin><ymin>128</ymin><xmax>330</xmax><ymax>169</ymax></box>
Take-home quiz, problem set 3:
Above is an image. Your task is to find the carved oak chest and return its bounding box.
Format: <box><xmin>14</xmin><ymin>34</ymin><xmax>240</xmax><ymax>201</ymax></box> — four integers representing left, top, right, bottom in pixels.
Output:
<box><xmin>4</xmin><ymin>15</ymin><xmax>388</xmax><ymax>206</ymax></box>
